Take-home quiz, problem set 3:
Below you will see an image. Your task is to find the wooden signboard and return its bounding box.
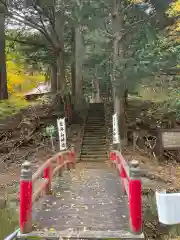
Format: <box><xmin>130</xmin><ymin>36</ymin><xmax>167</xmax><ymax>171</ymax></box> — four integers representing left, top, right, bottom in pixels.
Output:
<box><xmin>157</xmin><ymin>129</ymin><xmax>180</xmax><ymax>158</ymax></box>
<box><xmin>160</xmin><ymin>129</ymin><xmax>180</xmax><ymax>150</ymax></box>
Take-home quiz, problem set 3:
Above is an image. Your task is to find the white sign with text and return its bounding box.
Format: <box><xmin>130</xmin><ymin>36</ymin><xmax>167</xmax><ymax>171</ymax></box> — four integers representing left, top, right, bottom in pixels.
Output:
<box><xmin>112</xmin><ymin>113</ymin><xmax>120</xmax><ymax>144</ymax></box>
<box><xmin>57</xmin><ymin>118</ymin><xmax>67</xmax><ymax>151</ymax></box>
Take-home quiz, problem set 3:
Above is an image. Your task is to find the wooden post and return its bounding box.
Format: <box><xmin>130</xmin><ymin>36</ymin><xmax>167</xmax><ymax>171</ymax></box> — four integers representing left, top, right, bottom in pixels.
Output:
<box><xmin>118</xmin><ymin>156</ymin><xmax>127</xmax><ymax>194</ymax></box>
<box><xmin>67</xmin><ymin>162</ymin><xmax>71</xmax><ymax>171</ymax></box>
<box><xmin>109</xmin><ymin>144</ymin><xmax>116</xmax><ymax>168</ymax></box>
<box><xmin>44</xmin><ymin>164</ymin><xmax>52</xmax><ymax>194</ymax></box>
<box><xmin>129</xmin><ymin>160</ymin><xmax>142</xmax><ymax>234</ymax></box>
<box><xmin>20</xmin><ymin>161</ymin><xmax>32</xmax><ymax>233</ymax></box>
<box><xmin>69</xmin><ymin>145</ymin><xmax>75</xmax><ymax>168</ymax></box>
<box><xmin>57</xmin><ymin>155</ymin><xmax>63</xmax><ymax>176</ymax></box>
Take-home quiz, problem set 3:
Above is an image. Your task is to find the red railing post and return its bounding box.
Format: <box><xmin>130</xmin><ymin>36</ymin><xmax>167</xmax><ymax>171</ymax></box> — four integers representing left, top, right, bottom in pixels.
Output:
<box><xmin>129</xmin><ymin>160</ymin><xmax>142</xmax><ymax>234</ymax></box>
<box><xmin>20</xmin><ymin>161</ymin><xmax>32</xmax><ymax>233</ymax></box>
<box><xmin>69</xmin><ymin>145</ymin><xmax>75</xmax><ymax>168</ymax></box>
<box><xmin>44</xmin><ymin>164</ymin><xmax>52</xmax><ymax>194</ymax></box>
<box><xmin>110</xmin><ymin>149</ymin><xmax>116</xmax><ymax>168</ymax></box>
<box><xmin>119</xmin><ymin>157</ymin><xmax>127</xmax><ymax>194</ymax></box>
<box><xmin>110</xmin><ymin>151</ymin><xmax>116</xmax><ymax>161</ymax></box>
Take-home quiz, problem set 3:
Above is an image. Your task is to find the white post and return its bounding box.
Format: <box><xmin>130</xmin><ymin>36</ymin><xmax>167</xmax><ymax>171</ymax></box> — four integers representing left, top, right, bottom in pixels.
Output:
<box><xmin>112</xmin><ymin>113</ymin><xmax>120</xmax><ymax>150</ymax></box>
<box><xmin>57</xmin><ymin>118</ymin><xmax>67</xmax><ymax>151</ymax></box>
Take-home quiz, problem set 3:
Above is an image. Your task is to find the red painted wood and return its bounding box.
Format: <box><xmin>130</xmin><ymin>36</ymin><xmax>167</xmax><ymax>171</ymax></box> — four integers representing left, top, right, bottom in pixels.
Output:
<box><xmin>43</xmin><ymin>164</ymin><xmax>52</xmax><ymax>194</ymax></box>
<box><xmin>20</xmin><ymin>180</ymin><xmax>32</xmax><ymax>233</ymax></box>
<box><xmin>129</xmin><ymin>179</ymin><xmax>142</xmax><ymax>234</ymax></box>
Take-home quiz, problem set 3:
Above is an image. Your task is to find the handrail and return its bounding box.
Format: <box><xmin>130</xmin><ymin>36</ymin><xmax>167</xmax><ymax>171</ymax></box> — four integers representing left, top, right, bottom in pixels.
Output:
<box><xmin>32</xmin><ymin>151</ymin><xmax>66</xmax><ymax>183</ymax></box>
<box><xmin>4</xmin><ymin>228</ymin><xmax>20</xmax><ymax>240</ymax></box>
<box><xmin>110</xmin><ymin>150</ymin><xmax>142</xmax><ymax>235</ymax></box>
<box><xmin>19</xmin><ymin>147</ymin><xmax>76</xmax><ymax>234</ymax></box>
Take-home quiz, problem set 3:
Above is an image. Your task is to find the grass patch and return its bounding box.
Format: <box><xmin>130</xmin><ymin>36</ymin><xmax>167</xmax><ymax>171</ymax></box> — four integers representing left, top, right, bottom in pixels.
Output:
<box><xmin>0</xmin><ymin>96</ymin><xmax>30</xmax><ymax>119</ymax></box>
<box><xmin>0</xmin><ymin>208</ymin><xmax>18</xmax><ymax>239</ymax></box>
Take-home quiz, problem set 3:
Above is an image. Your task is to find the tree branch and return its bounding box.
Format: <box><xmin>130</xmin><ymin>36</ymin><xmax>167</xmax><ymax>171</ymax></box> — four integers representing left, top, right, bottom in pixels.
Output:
<box><xmin>33</xmin><ymin>4</ymin><xmax>60</xmax><ymax>49</ymax></box>
<box><xmin>6</xmin><ymin>35</ymin><xmax>47</xmax><ymax>48</ymax></box>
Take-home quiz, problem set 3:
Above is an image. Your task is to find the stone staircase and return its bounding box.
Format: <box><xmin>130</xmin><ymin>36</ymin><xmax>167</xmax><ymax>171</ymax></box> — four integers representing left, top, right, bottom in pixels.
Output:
<box><xmin>80</xmin><ymin>103</ymin><xmax>107</xmax><ymax>162</ymax></box>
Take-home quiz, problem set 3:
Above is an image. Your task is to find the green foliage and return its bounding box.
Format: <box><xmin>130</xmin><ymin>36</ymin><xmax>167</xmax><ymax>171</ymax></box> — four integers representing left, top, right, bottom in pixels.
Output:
<box><xmin>4</xmin><ymin>0</ymin><xmax>180</xmax><ymax>99</ymax></box>
<box><xmin>0</xmin><ymin>208</ymin><xmax>18</xmax><ymax>239</ymax></box>
<box><xmin>0</xmin><ymin>96</ymin><xmax>30</xmax><ymax>118</ymax></box>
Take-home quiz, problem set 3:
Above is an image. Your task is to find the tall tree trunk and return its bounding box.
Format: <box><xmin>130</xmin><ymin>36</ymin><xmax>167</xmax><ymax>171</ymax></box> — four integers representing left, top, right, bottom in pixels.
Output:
<box><xmin>50</xmin><ymin>64</ymin><xmax>57</xmax><ymax>93</ymax></box>
<box><xmin>55</xmin><ymin>11</ymin><xmax>65</xmax><ymax>93</ymax></box>
<box><xmin>74</xmin><ymin>26</ymin><xmax>83</xmax><ymax>111</ymax></box>
<box><xmin>0</xmin><ymin>12</ymin><xmax>8</xmax><ymax>100</ymax></box>
<box><xmin>71</xmin><ymin>28</ymin><xmax>75</xmax><ymax>99</ymax></box>
<box><xmin>92</xmin><ymin>79</ymin><xmax>101</xmax><ymax>103</ymax></box>
<box><xmin>56</xmin><ymin>51</ymin><xmax>65</xmax><ymax>92</ymax></box>
<box><xmin>112</xmin><ymin>0</ymin><xmax>127</xmax><ymax>150</ymax></box>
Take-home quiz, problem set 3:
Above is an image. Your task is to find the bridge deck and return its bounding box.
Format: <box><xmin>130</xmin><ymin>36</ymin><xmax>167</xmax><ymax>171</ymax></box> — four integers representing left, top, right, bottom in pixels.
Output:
<box><xmin>19</xmin><ymin>162</ymin><xmax>144</xmax><ymax>239</ymax></box>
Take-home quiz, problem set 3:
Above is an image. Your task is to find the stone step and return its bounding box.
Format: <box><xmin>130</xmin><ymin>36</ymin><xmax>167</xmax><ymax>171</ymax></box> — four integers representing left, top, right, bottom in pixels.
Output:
<box><xmin>81</xmin><ymin>150</ymin><xmax>107</xmax><ymax>154</ymax></box>
<box><xmin>81</xmin><ymin>147</ymin><xmax>107</xmax><ymax>151</ymax></box>
<box><xmin>82</xmin><ymin>141</ymin><xmax>106</xmax><ymax>145</ymax></box>
<box><xmin>86</xmin><ymin>125</ymin><xmax>105</xmax><ymax>127</ymax></box>
<box><xmin>83</xmin><ymin>135</ymin><xmax>106</xmax><ymax>138</ymax></box>
<box><xmin>88</xmin><ymin>112</ymin><xmax>104</xmax><ymax>113</ymax></box>
<box><xmin>88</xmin><ymin>109</ymin><xmax>104</xmax><ymax>111</ymax></box>
<box><xmin>88</xmin><ymin>111</ymin><xmax>104</xmax><ymax>113</ymax></box>
<box><xmin>85</xmin><ymin>126</ymin><xmax>106</xmax><ymax>128</ymax></box>
<box><xmin>84</xmin><ymin>128</ymin><xmax>106</xmax><ymax>131</ymax></box>
<box><xmin>80</xmin><ymin>154</ymin><xmax>107</xmax><ymax>158</ymax></box>
<box><xmin>83</xmin><ymin>133</ymin><xmax>106</xmax><ymax>135</ymax></box>
<box><xmin>83</xmin><ymin>136</ymin><xmax>106</xmax><ymax>139</ymax></box>
<box><xmin>86</xmin><ymin>119</ymin><xmax>105</xmax><ymax>121</ymax></box>
<box><xmin>84</xmin><ymin>133</ymin><xmax>106</xmax><ymax>136</ymax></box>
<box><xmin>85</xmin><ymin>122</ymin><xmax>105</xmax><ymax>125</ymax></box>
<box><xmin>82</xmin><ymin>144</ymin><xmax>107</xmax><ymax>148</ymax></box>
<box><xmin>81</xmin><ymin>151</ymin><xmax>107</xmax><ymax>155</ymax></box>
<box><xmin>86</xmin><ymin>121</ymin><xmax>105</xmax><ymax>123</ymax></box>
<box><xmin>87</xmin><ymin>116</ymin><xmax>105</xmax><ymax>119</ymax></box>
<box><xmin>86</xmin><ymin>123</ymin><xmax>105</xmax><ymax>125</ymax></box>
<box><xmin>83</xmin><ymin>132</ymin><xmax>106</xmax><ymax>135</ymax></box>
<box><xmin>87</xmin><ymin>113</ymin><xmax>104</xmax><ymax>115</ymax></box>
<box><xmin>84</xmin><ymin>129</ymin><xmax>106</xmax><ymax>132</ymax></box>
<box><xmin>85</xmin><ymin>126</ymin><xmax>105</xmax><ymax>128</ymax></box>
<box><xmin>86</xmin><ymin>116</ymin><xmax>104</xmax><ymax>118</ymax></box>
<box><xmin>82</xmin><ymin>143</ymin><xmax>107</xmax><ymax>147</ymax></box>
<box><xmin>83</xmin><ymin>141</ymin><xmax>106</xmax><ymax>143</ymax></box>
<box><xmin>86</xmin><ymin>124</ymin><xmax>105</xmax><ymax>125</ymax></box>
<box><xmin>83</xmin><ymin>137</ymin><xmax>106</xmax><ymax>140</ymax></box>
<box><xmin>88</xmin><ymin>116</ymin><xmax>104</xmax><ymax>118</ymax></box>
<box><xmin>81</xmin><ymin>154</ymin><xmax>107</xmax><ymax>158</ymax></box>
<box><xmin>83</xmin><ymin>141</ymin><xmax>106</xmax><ymax>145</ymax></box>
<box><xmin>86</xmin><ymin>118</ymin><xmax>105</xmax><ymax>120</ymax></box>
<box><xmin>85</xmin><ymin>127</ymin><xmax>106</xmax><ymax>130</ymax></box>
<box><xmin>87</xmin><ymin>116</ymin><xmax>104</xmax><ymax>117</ymax></box>
<box><xmin>81</xmin><ymin>156</ymin><xmax>107</xmax><ymax>159</ymax></box>
<box><xmin>89</xmin><ymin>109</ymin><xmax>104</xmax><ymax>110</ymax></box>
<box><xmin>80</xmin><ymin>158</ymin><xmax>107</xmax><ymax>162</ymax></box>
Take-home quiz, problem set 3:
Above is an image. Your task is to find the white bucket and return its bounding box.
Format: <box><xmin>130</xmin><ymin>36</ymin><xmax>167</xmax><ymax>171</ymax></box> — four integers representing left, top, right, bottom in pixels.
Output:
<box><xmin>156</xmin><ymin>190</ymin><xmax>180</xmax><ymax>225</ymax></box>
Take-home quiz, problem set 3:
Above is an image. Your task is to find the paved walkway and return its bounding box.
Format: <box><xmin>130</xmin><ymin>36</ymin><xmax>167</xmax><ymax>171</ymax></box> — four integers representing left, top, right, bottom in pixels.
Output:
<box><xmin>21</xmin><ymin>162</ymin><xmax>144</xmax><ymax>239</ymax></box>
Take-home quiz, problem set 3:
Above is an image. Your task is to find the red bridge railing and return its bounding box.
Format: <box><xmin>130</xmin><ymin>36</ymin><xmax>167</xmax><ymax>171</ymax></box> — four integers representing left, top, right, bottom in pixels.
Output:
<box><xmin>110</xmin><ymin>150</ymin><xmax>142</xmax><ymax>234</ymax></box>
<box><xmin>19</xmin><ymin>147</ymin><xmax>76</xmax><ymax>234</ymax></box>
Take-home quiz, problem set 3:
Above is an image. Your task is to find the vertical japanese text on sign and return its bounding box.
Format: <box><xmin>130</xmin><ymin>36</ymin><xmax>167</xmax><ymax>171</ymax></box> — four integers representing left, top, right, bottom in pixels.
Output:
<box><xmin>57</xmin><ymin>118</ymin><xmax>67</xmax><ymax>151</ymax></box>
